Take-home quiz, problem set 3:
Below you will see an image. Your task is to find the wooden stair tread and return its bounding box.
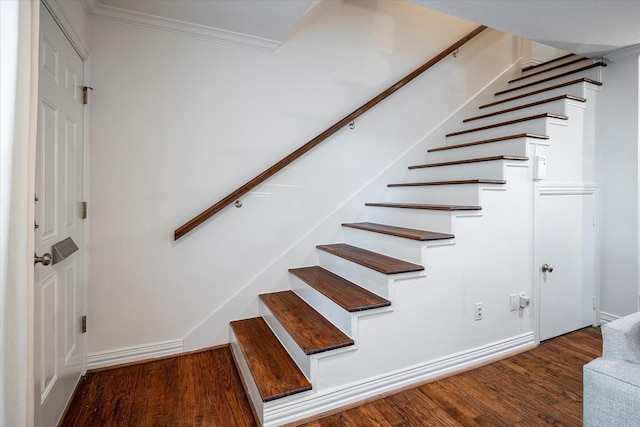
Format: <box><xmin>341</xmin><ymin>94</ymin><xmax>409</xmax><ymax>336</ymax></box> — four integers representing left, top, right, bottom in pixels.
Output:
<box><xmin>260</xmin><ymin>291</ymin><xmax>354</xmax><ymax>355</ymax></box>
<box><xmin>446</xmin><ymin>113</ymin><xmax>567</xmax><ymax>138</ymax></box>
<box><xmin>365</xmin><ymin>202</ymin><xmax>481</xmax><ymax>211</ymax></box>
<box><xmin>521</xmin><ymin>53</ymin><xmax>576</xmax><ymax>72</ymax></box>
<box><xmin>463</xmin><ymin>95</ymin><xmax>586</xmax><ymax>123</ymax></box>
<box><xmin>317</xmin><ymin>243</ymin><xmax>424</xmax><ymax>275</ymax></box>
<box><xmin>409</xmin><ymin>155</ymin><xmax>528</xmax><ymax>169</ymax></box>
<box><xmin>289</xmin><ymin>266</ymin><xmax>391</xmax><ymax>312</ymax></box>
<box><xmin>495</xmin><ymin>62</ymin><xmax>606</xmax><ymax>96</ymax></box>
<box><xmin>230</xmin><ymin>317</ymin><xmax>312</xmax><ymax>402</ymax></box>
<box><xmin>510</xmin><ymin>57</ymin><xmax>588</xmax><ymax>83</ymax></box>
<box><xmin>480</xmin><ymin>78</ymin><xmax>602</xmax><ymax>110</ymax></box>
<box><xmin>480</xmin><ymin>78</ymin><xmax>601</xmax><ymax>110</ymax></box>
<box><xmin>428</xmin><ymin>133</ymin><xmax>548</xmax><ymax>153</ymax></box>
<box><xmin>341</xmin><ymin>222</ymin><xmax>454</xmax><ymax>241</ymax></box>
<box><xmin>389</xmin><ymin>179</ymin><xmax>506</xmax><ymax>187</ymax></box>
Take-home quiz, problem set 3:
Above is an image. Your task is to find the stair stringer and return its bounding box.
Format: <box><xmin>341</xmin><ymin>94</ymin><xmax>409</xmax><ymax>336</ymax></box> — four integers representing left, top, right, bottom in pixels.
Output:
<box><xmin>257</xmin><ymin>163</ymin><xmax>536</xmax><ymax>426</ymax></box>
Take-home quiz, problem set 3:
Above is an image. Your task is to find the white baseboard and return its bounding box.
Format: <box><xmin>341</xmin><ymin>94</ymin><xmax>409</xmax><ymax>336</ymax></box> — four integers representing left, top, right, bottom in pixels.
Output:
<box><xmin>599</xmin><ymin>311</ymin><xmax>620</xmax><ymax>324</ymax></box>
<box><xmin>87</xmin><ymin>338</ymin><xmax>184</xmax><ymax>370</ymax></box>
<box><xmin>264</xmin><ymin>332</ymin><xmax>536</xmax><ymax>427</ymax></box>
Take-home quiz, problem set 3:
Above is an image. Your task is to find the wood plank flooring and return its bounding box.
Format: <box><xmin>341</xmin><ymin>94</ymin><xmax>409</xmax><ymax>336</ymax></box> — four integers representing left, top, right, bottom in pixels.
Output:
<box><xmin>61</xmin><ymin>327</ymin><xmax>601</xmax><ymax>427</ymax></box>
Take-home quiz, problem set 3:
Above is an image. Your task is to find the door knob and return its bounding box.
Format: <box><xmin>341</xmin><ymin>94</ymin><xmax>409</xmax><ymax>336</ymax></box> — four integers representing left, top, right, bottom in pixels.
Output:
<box><xmin>34</xmin><ymin>252</ymin><xmax>52</xmax><ymax>266</ymax></box>
<box><xmin>541</xmin><ymin>263</ymin><xmax>554</xmax><ymax>273</ymax></box>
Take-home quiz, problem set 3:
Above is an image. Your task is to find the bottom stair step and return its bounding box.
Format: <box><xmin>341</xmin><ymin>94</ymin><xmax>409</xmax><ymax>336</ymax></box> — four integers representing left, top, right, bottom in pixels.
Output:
<box><xmin>230</xmin><ymin>317</ymin><xmax>312</xmax><ymax>402</ymax></box>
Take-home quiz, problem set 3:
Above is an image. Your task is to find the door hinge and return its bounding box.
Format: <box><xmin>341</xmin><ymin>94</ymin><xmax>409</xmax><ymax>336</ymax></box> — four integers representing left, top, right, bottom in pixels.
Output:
<box><xmin>82</xmin><ymin>86</ymin><xmax>93</xmax><ymax>105</ymax></box>
<box><xmin>81</xmin><ymin>201</ymin><xmax>88</xmax><ymax>219</ymax></box>
<box><xmin>81</xmin><ymin>315</ymin><xmax>87</xmax><ymax>334</ymax></box>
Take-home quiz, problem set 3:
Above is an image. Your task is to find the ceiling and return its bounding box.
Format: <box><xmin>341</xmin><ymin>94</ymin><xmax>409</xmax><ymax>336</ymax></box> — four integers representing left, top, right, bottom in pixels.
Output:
<box><xmin>88</xmin><ymin>0</ymin><xmax>640</xmax><ymax>56</ymax></box>
<box><xmin>410</xmin><ymin>0</ymin><xmax>640</xmax><ymax>58</ymax></box>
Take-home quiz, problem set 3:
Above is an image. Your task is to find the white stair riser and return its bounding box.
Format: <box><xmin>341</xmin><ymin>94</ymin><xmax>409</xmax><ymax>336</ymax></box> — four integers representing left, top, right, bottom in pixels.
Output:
<box><xmin>342</xmin><ymin>227</ymin><xmax>426</xmax><ymax>265</ymax></box>
<box><xmin>407</xmin><ymin>160</ymin><xmax>510</xmax><ymax>182</ymax></box>
<box><xmin>456</xmin><ymin>98</ymin><xmax>572</xmax><ymax>131</ymax></box>
<box><xmin>290</xmin><ymin>275</ymin><xmax>354</xmax><ymax>336</ymax></box>
<box><xmin>259</xmin><ymin>300</ymin><xmax>312</xmax><ymax>379</ymax></box>
<box><xmin>317</xmin><ymin>250</ymin><xmax>398</xmax><ymax>299</ymax></box>
<box><xmin>385</xmin><ymin>184</ymin><xmax>484</xmax><ymax>206</ymax></box>
<box><xmin>479</xmin><ymin>81</ymin><xmax>592</xmax><ymax>115</ymax></box>
<box><xmin>494</xmin><ymin>66</ymin><xmax>603</xmax><ymax>101</ymax></box>
<box><xmin>444</xmin><ymin>117</ymin><xmax>552</xmax><ymax>146</ymax></box>
<box><xmin>426</xmin><ymin>139</ymin><xmax>529</xmax><ymax>164</ymax></box>
<box><xmin>364</xmin><ymin>205</ymin><xmax>457</xmax><ymax>234</ymax></box>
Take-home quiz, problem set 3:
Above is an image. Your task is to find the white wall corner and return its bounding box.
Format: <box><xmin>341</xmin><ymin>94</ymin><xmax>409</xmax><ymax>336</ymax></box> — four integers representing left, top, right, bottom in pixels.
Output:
<box><xmin>80</xmin><ymin>0</ymin><xmax>281</xmax><ymax>52</ymax></box>
<box><xmin>87</xmin><ymin>338</ymin><xmax>184</xmax><ymax>370</ymax></box>
<box><xmin>603</xmin><ymin>44</ymin><xmax>640</xmax><ymax>63</ymax></box>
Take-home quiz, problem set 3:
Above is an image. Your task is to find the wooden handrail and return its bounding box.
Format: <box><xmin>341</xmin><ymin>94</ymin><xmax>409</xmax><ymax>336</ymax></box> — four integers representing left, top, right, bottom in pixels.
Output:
<box><xmin>174</xmin><ymin>25</ymin><xmax>488</xmax><ymax>240</ymax></box>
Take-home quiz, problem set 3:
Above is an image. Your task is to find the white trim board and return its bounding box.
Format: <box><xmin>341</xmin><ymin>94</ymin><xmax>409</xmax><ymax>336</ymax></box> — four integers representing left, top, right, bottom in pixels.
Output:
<box><xmin>264</xmin><ymin>332</ymin><xmax>536</xmax><ymax>427</ymax></box>
<box><xmin>87</xmin><ymin>338</ymin><xmax>183</xmax><ymax>370</ymax></box>
<box><xmin>599</xmin><ymin>312</ymin><xmax>620</xmax><ymax>324</ymax></box>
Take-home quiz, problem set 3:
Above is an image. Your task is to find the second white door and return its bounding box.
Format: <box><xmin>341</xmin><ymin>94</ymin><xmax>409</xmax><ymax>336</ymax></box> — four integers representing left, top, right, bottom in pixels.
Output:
<box><xmin>537</xmin><ymin>188</ymin><xmax>596</xmax><ymax>341</ymax></box>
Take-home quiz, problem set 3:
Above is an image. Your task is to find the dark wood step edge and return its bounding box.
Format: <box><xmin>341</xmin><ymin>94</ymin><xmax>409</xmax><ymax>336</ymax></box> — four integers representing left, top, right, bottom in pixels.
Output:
<box><xmin>341</xmin><ymin>222</ymin><xmax>454</xmax><ymax>241</ymax></box>
<box><xmin>289</xmin><ymin>266</ymin><xmax>391</xmax><ymax>312</ymax></box>
<box><xmin>495</xmin><ymin>62</ymin><xmax>606</xmax><ymax>96</ymax></box>
<box><xmin>230</xmin><ymin>317</ymin><xmax>312</xmax><ymax>402</ymax></box>
<box><xmin>521</xmin><ymin>53</ymin><xmax>576</xmax><ymax>72</ymax></box>
<box><xmin>365</xmin><ymin>203</ymin><xmax>481</xmax><ymax>212</ymax></box>
<box><xmin>510</xmin><ymin>57</ymin><xmax>588</xmax><ymax>83</ymax></box>
<box><xmin>446</xmin><ymin>114</ymin><xmax>567</xmax><ymax>138</ymax></box>
<box><xmin>388</xmin><ymin>179</ymin><xmax>506</xmax><ymax>187</ymax></box>
<box><xmin>428</xmin><ymin>133</ymin><xmax>549</xmax><ymax>153</ymax></box>
<box><xmin>260</xmin><ymin>291</ymin><xmax>354</xmax><ymax>355</ymax></box>
<box><xmin>409</xmin><ymin>155</ymin><xmax>528</xmax><ymax>169</ymax></box>
<box><xmin>463</xmin><ymin>95</ymin><xmax>585</xmax><ymax>123</ymax></box>
<box><xmin>316</xmin><ymin>243</ymin><xmax>424</xmax><ymax>275</ymax></box>
<box><xmin>480</xmin><ymin>78</ymin><xmax>602</xmax><ymax>110</ymax></box>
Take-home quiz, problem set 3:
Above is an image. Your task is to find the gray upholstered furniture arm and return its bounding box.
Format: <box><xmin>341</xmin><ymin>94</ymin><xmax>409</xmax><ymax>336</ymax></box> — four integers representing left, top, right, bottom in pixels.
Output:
<box><xmin>583</xmin><ymin>312</ymin><xmax>640</xmax><ymax>427</ymax></box>
<box><xmin>602</xmin><ymin>311</ymin><xmax>640</xmax><ymax>363</ymax></box>
<box><xmin>583</xmin><ymin>358</ymin><xmax>640</xmax><ymax>427</ymax></box>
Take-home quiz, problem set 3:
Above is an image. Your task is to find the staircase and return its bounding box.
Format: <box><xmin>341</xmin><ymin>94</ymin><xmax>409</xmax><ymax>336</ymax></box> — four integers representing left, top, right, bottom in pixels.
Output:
<box><xmin>229</xmin><ymin>53</ymin><xmax>605</xmax><ymax>426</ymax></box>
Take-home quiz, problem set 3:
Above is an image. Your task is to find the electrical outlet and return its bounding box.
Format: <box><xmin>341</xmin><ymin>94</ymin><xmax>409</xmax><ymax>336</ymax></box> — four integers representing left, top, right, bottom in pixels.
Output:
<box><xmin>510</xmin><ymin>294</ymin><xmax>519</xmax><ymax>311</ymax></box>
<box><xmin>474</xmin><ymin>302</ymin><xmax>483</xmax><ymax>320</ymax></box>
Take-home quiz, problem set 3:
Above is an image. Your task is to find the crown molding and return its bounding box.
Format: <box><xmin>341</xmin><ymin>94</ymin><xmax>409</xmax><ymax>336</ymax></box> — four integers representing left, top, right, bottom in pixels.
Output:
<box><xmin>81</xmin><ymin>0</ymin><xmax>281</xmax><ymax>52</ymax></box>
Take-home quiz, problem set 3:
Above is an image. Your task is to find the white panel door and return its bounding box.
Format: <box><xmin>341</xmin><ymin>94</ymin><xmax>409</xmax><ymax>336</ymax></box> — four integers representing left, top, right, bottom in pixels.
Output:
<box><xmin>538</xmin><ymin>188</ymin><xmax>596</xmax><ymax>341</ymax></box>
<box><xmin>34</xmin><ymin>6</ymin><xmax>85</xmax><ymax>426</ymax></box>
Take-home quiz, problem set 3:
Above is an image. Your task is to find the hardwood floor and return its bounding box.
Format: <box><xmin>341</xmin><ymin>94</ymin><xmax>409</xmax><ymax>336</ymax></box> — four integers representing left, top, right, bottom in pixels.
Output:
<box><xmin>61</xmin><ymin>327</ymin><xmax>601</xmax><ymax>426</ymax></box>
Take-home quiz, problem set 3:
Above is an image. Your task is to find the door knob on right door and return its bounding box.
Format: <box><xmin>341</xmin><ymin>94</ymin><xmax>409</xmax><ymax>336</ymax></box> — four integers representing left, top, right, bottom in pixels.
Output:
<box><xmin>542</xmin><ymin>263</ymin><xmax>554</xmax><ymax>273</ymax></box>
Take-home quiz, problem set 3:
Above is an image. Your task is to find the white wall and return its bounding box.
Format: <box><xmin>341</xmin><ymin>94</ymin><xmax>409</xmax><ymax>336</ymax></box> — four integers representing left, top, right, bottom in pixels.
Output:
<box><xmin>86</xmin><ymin>0</ymin><xmax>523</xmax><ymax>363</ymax></box>
<box><xmin>598</xmin><ymin>46</ymin><xmax>640</xmax><ymax>318</ymax></box>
